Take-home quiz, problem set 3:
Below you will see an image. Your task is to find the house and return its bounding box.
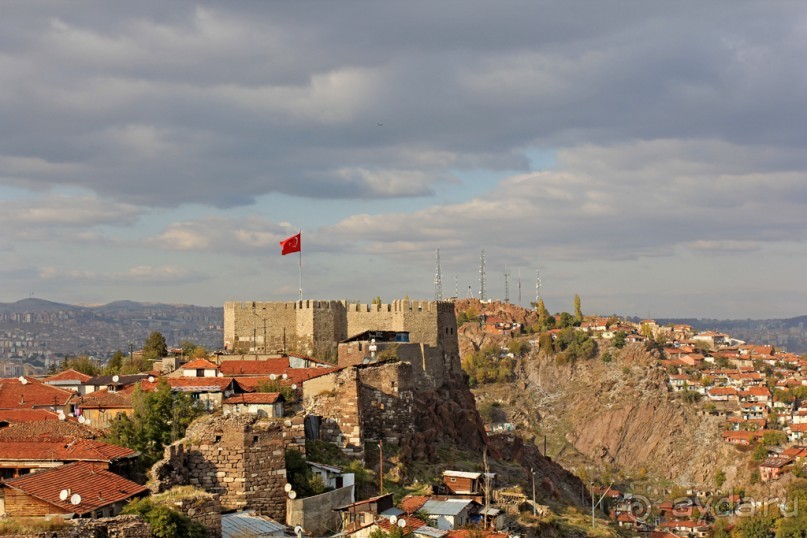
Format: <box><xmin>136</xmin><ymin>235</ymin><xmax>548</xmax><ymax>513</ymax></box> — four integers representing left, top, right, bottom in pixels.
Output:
<box><xmin>0</xmin><ymin>408</ymin><xmax>63</xmax><ymax>426</ymax></box>
<box><xmin>658</xmin><ymin>519</ymin><xmax>710</xmax><ymax>537</ymax></box>
<box><xmin>81</xmin><ymin>374</ymin><xmax>149</xmax><ymax>396</ymax></box>
<box><xmin>442</xmin><ymin>470</ymin><xmax>496</xmax><ymax>496</ymax></box>
<box><xmin>707</xmin><ymin>387</ymin><xmax>739</xmax><ymax>402</ymax></box>
<box><xmin>0</xmin><ymin>438</ymin><xmax>138</xmax><ymax>480</ymax></box>
<box><xmin>0</xmin><ymin>377</ymin><xmax>75</xmax><ymax>415</ymax></box>
<box><xmin>788</xmin><ymin>423</ymin><xmax>807</xmax><ymax>443</ymax></box>
<box><xmin>42</xmin><ymin>369</ymin><xmax>93</xmax><ymax>395</ymax></box>
<box><xmin>222</xmin><ymin>393</ymin><xmax>285</xmax><ymax>418</ymax></box>
<box><xmin>77</xmin><ymin>389</ymin><xmax>135</xmax><ymax>429</ymax></box>
<box><xmin>307</xmin><ymin>461</ymin><xmax>355</xmax><ymax>500</ymax></box>
<box><xmin>138</xmin><ymin>377</ymin><xmax>238</xmax><ymax>411</ymax></box>
<box><xmin>722</xmin><ymin>430</ymin><xmax>760</xmax><ymax>446</ymax></box>
<box><xmin>615</xmin><ymin>512</ymin><xmax>651</xmax><ymax>532</ymax></box>
<box><xmin>221</xmin><ymin>511</ymin><xmax>288</xmax><ymax>538</ymax></box>
<box><xmin>420</xmin><ymin>499</ymin><xmax>477</xmax><ymax>531</ymax></box>
<box><xmin>336</xmin><ymin>493</ymin><xmax>396</xmax><ymax>534</ymax></box>
<box><xmin>759</xmin><ymin>456</ymin><xmax>794</xmax><ymax>482</ymax></box>
<box><xmin>179</xmin><ymin>358</ymin><xmax>220</xmax><ymax>378</ymax></box>
<box><xmin>0</xmin><ymin>461</ymin><xmax>148</xmax><ymax>518</ymax></box>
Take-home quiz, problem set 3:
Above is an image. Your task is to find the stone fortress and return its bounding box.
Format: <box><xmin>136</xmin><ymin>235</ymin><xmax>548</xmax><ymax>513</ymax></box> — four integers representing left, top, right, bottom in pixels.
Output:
<box><xmin>224</xmin><ymin>299</ymin><xmax>460</xmax><ymax>375</ymax></box>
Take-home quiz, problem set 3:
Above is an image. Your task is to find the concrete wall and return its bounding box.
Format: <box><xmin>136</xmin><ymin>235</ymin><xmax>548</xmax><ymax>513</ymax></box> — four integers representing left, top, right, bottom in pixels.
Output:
<box><xmin>286</xmin><ymin>485</ymin><xmax>355</xmax><ymax>536</ymax></box>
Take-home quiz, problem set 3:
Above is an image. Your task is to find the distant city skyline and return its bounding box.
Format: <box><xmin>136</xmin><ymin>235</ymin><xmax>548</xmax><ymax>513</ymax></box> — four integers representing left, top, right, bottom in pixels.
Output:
<box><xmin>2</xmin><ymin>2</ymin><xmax>806</xmax><ymax>319</ymax></box>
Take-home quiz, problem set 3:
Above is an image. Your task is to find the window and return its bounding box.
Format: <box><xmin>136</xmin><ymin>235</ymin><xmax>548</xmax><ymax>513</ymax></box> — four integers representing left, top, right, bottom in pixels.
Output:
<box><xmin>215</xmin><ymin>435</ymin><xmax>222</xmax><ymax>443</ymax></box>
<box><xmin>196</xmin><ymin>369</ymin><xmax>204</xmax><ymax>377</ymax></box>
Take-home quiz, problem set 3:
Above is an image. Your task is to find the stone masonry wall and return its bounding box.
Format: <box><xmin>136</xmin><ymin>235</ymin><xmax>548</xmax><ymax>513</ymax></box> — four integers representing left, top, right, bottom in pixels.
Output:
<box><xmin>223</xmin><ymin>299</ymin><xmax>458</xmax><ymax>368</ymax></box>
<box><xmin>151</xmin><ymin>414</ymin><xmax>293</xmax><ymax>521</ymax></box>
<box><xmin>357</xmin><ymin>362</ymin><xmax>415</xmax><ymax>447</ymax></box>
<box><xmin>304</xmin><ymin>368</ymin><xmax>364</xmax><ymax>458</ymax></box>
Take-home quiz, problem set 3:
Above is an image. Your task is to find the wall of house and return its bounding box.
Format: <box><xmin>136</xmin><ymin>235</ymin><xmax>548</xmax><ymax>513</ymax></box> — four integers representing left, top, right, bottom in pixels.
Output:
<box><xmin>357</xmin><ymin>362</ymin><xmax>415</xmax><ymax>447</ymax></box>
<box><xmin>286</xmin><ymin>485</ymin><xmax>355</xmax><ymax>536</ymax></box>
<box><xmin>80</xmin><ymin>407</ymin><xmax>133</xmax><ymax>430</ymax></box>
<box><xmin>2</xmin><ymin>487</ymin><xmax>69</xmax><ymax>517</ymax></box>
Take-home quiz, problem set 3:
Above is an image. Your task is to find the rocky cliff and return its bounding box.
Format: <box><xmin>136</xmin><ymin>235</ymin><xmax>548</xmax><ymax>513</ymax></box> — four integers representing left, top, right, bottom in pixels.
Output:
<box><xmin>474</xmin><ymin>344</ymin><xmax>752</xmax><ymax>490</ymax></box>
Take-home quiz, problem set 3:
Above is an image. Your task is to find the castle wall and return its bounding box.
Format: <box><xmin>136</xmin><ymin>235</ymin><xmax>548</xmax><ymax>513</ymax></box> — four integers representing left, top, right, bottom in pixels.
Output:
<box><xmin>357</xmin><ymin>362</ymin><xmax>415</xmax><ymax>447</ymax></box>
<box><xmin>303</xmin><ymin>369</ymin><xmax>364</xmax><ymax>459</ymax></box>
<box><xmin>152</xmin><ymin>415</ymin><xmax>293</xmax><ymax>521</ymax></box>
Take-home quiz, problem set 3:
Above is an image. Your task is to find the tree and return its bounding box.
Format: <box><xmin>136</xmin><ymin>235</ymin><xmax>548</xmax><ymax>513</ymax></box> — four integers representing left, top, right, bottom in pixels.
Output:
<box><xmin>123</xmin><ymin>498</ymin><xmax>207</xmax><ymax>538</ymax></box>
<box><xmin>715</xmin><ymin>469</ymin><xmax>726</xmax><ymax>489</ymax></box>
<box><xmin>143</xmin><ymin>331</ymin><xmax>168</xmax><ymax>361</ymax></box>
<box><xmin>536</xmin><ymin>299</ymin><xmax>553</xmax><ymax>331</ymax></box>
<box><xmin>573</xmin><ymin>294</ymin><xmax>583</xmax><ymax>324</ymax></box>
<box><xmin>105</xmin><ymin>350</ymin><xmax>126</xmax><ymax>375</ymax></box>
<box><xmin>612</xmin><ymin>331</ymin><xmax>627</xmax><ymax>349</ymax></box>
<box><xmin>106</xmin><ymin>378</ymin><xmax>200</xmax><ymax>467</ymax></box>
<box><xmin>371</xmin><ymin>296</ymin><xmax>382</xmax><ymax>305</ymax></box>
<box><xmin>752</xmin><ymin>443</ymin><xmax>769</xmax><ymax>462</ymax></box>
<box><xmin>59</xmin><ymin>355</ymin><xmax>100</xmax><ymax>376</ymax></box>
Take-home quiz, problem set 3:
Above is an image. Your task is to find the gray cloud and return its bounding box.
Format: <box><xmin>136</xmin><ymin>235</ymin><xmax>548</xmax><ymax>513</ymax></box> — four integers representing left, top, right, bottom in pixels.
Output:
<box><xmin>2</xmin><ymin>2</ymin><xmax>806</xmax><ymax>207</ymax></box>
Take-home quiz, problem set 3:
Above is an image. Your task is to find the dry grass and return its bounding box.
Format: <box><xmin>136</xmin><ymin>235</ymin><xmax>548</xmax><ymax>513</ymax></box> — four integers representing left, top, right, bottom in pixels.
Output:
<box><xmin>0</xmin><ymin>517</ymin><xmax>68</xmax><ymax>535</ymax></box>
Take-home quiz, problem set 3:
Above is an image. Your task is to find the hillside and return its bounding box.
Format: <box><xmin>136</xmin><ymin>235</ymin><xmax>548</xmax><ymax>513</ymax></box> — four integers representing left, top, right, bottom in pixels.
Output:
<box><xmin>456</xmin><ymin>306</ymin><xmax>753</xmax><ymax>494</ymax></box>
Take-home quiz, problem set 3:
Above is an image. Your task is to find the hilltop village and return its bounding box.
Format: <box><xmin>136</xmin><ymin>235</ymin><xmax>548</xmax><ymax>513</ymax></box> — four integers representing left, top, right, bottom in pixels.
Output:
<box><xmin>0</xmin><ymin>298</ymin><xmax>803</xmax><ymax>536</ymax></box>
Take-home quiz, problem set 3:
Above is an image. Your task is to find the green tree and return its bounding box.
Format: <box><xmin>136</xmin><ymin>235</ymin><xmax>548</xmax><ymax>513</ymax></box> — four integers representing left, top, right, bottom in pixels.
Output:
<box><xmin>734</xmin><ymin>509</ymin><xmax>777</xmax><ymax>538</ymax></box>
<box><xmin>752</xmin><ymin>443</ymin><xmax>769</xmax><ymax>462</ymax></box>
<box><xmin>123</xmin><ymin>498</ymin><xmax>207</xmax><ymax>538</ymax></box>
<box><xmin>763</xmin><ymin>431</ymin><xmax>787</xmax><ymax>446</ymax></box>
<box><xmin>371</xmin><ymin>296</ymin><xmax>382</xmax><ymax>305</ymax></box>
<box><xmin>536</xmin><ymin>299</ymin><xmax>553</xmax><ymax>331</ymax></box>
<box><xmin>573</xmin><ymin>294</ymin><xmax>583</xmax><ymax>324</ymax></box>
<box><xmin>143</xmin><ymin>331</ymin><xmax>168</xmax><ymax>361</ymax></box>
<box><xmin>556</xmin><ymin>312</ymin><xmax>574</xmax><ymax>329</ymax></box>
<box><xmin>106</xmin><ymin>378</ymin><xmax>200</xmax><ymax>467</ymax></box>
<box><xmin>612</xmin><ymin>331</ymin><xmax>627</xmax><ymax>349</ymax></box>
<box><xmin>104</xmin><ymin>350</ymin><xmax>126</xmax><ymax>375</ymax></box>
<box><xmin>715</xmin><ymin>469</ymin><xmax>726</xmax><ymax>489</ymax></box>
<box><xmin>59</xmin><ymin>355</ymin><xmax>100</xmax><ymax>376</ymax></box>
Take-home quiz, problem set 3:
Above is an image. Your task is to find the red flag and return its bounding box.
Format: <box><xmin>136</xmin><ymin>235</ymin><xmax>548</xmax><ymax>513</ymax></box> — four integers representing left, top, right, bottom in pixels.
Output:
<box><xmin>279</xmin><ymin>232</ymin><xmax>301</xmax><ymax>255</ymax></box>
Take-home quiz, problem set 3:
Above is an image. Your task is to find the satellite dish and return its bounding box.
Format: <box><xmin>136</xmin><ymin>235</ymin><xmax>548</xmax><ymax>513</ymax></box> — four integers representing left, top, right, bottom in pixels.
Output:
<box><xmin>84</xmin><ymin>419</ymin><xmax>90</xmax><ymax>425</ymax></box>
<box><xmin>294</xmin><ymin>526</ymin><xmax>303</xmax><ymax>537</ymax></box>
<box><xmin>148</xmin><ymin>376</ymin><xmax>155</xmax><ymax>383</ymax></box>
<box><xmin>288</xmin><ymin>490</ymin><xmax>297</xmax><ymax>500</ymax></box>
<box><xmin>284</xmin><ymin>483</ymin><xmax>293</xmax><ymax>493</ymax></box>
<box><xmin>389</xmin><ymin>515</ymin><xmax>398</xmax><ymax>525</ymax></box>
<box><xmin>291</xmin><ymin>384</ymin><xmax>298</xmax><ymax>390</ymax></box>
<box><xmin>58</xmin><ymin>412</ymin><xmax>66</xmax><ymax>422</ymax></box>
<box><xmin>70</xmin><ymin>493</ymin><xmax>82</xmax><ymax>506</ymax></box>
<box><xmin>398</xmin><ymin>519</ymin><xmax>406</xmax><ymax>528</ymax></box>
<box><xmin>112</xmin><ymin>375</ymin><xmax>120</xmax><ymax>383</ymax></box>
<box><xmin>269</xmin><ymin>374</ymin><xmax>277</xmax><ymax>381</ymax></box>
<box><xmin>78</xmin><ymin>416</ymin><xmax>86</xmax><ymax>424</ymax></box>
<box><xmin>59</xmin><ymin>489</ymin><xmax>69</xmax><ymax>501</ymax></box>
<box><xmin>218</xmin><ymin>372</ymin><xmax>224</xmax><ymax>377</ymax></box>
<box><xmin>17</xmin><ymin>376</ymin><xmax>25</xmax><ymax>383</ymax></box>
<box><xmin>282</xmin><ymin>373</ymin><xmax>288</xmax><ymax>380</ymax></box>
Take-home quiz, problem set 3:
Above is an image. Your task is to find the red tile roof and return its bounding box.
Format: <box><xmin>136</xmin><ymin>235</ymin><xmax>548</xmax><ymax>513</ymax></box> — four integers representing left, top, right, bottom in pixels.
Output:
<box><xmin>0</xmin><ymin>420</ymin><xmax>98</xmax><ymax>441</ymax></box>
<box><xmin>0</xmin><ymin>378</ymin><xmax>74</xmax><ymax>409</ymax></box>
<box><xmin>0</xmin><ymin>438</ymin><xmax>137</xmax><ymax>462</ymax></box>
<box><xmin>0</xmin><ymin>409</ymin><xmax>62</xmax><ymax>422</ymax></box>
<box><xmin>445</xmin><ymin>531</ymin><xmax>508</xmax><ymax>538</ymax></box>
<box><xmin>2</xmin><ymin>461</ymin><xmax>148</xmax><ymax>515</ymax></box>
<box><xmin>401</xmin><ymin>495</ymin><xmax>429</xmax><ymax>514</ymax></box>
<box><xmin>182</xmin><ymin>358</ymin><xmax>219</xmax><ymax>370</ymax></box>
<box><xmin>43</xmin><ymin>369</ymin><xmax>93</xmax><ymax>383</ymax></box>
<box><xmin>222</xmin><ymin>393</ymin><xmax>283</xmax><ymax>405</ymax></box>
<box><xmin>377</xmin><ymin>516</ymin><xmax>426</xmax><ymax>532</ymax></box>
<box><xmin>78</xmin><ymin>389</ymin><xmax>134</xmax><ymax>410</ymax></box>
<box><xmin>138</xmin><ymin>377</ymin><xmax>235</xmax><ymax>392</ymax></box>
<box><xmin>218</xmin><ymin>358</ymin><xmax>290</xmax><ymax>376</ymax></box>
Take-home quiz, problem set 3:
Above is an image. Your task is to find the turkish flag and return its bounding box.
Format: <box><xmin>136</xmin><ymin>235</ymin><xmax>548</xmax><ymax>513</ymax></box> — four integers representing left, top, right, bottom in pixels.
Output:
<box><xmin>279</xmin><ymin>233</ymin><xmax>301</xmax><ymax>255</ymax></box>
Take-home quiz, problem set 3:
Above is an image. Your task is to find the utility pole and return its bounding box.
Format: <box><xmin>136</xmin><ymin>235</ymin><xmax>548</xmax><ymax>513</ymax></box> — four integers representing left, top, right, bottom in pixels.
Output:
<box><xmin>454</xmin><ymin>275</ymin><xmax>459</xmax><ymax>299</ymax></box>
<box><xmin>378</xmin><ymin>439</ymin><xmax>384</xmax><ymax>494</ymax></box>
<box><xmin>531</xmin><ymin>468</ymin><xmax>536</xmax><ymax>516</ymax></box>
<box><xmin>535</xmin><ymin>270</ymin><xmax>542</xmax><ymax>303</ymax></box>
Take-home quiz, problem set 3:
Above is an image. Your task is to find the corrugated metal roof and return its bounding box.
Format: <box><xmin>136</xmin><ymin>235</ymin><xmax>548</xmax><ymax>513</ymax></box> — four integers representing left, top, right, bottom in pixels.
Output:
<box><xmin>414</xmin><ymin>526</ymin><xmax>449</xmax><ymax>538</ymax></box>
<box><xmin>222</xmin><ymin>511</ymin><xmax>287</xmax><ymax>537</ymax></box>
<box><xmin>422</xmin><ymin>499</ymin><xmax>473</xmax><ymax>516</ymax></box>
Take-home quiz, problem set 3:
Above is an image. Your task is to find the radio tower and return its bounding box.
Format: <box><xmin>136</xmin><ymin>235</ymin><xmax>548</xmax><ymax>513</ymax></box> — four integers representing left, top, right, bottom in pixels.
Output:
<box><xmin>504</xmin><ymin>265</ymin><xmax>510</xmax><ymax>304</ymax></box>
<box><xmin>518</xmin><ymin>269</ymin><xmax>522</xmax><ymax>307</ymax></box>
<box><xmin>479</xmin><ymin>250</ymin><xmax>487</xmax><ymax>302</ymax></box>
<box><xmin>535</xmin><ymin>270</ymin><xmax>542</xmax><ymax>303</ymax></box>
<box><xmin>434</xmin><ymin>249</ymin><xmax>443</xmax><ymax>301</ymax></box>
<box><xmin>454</xmin><ymin>275</ymin><xmax>459</xmax><ymax>299</ymax></box>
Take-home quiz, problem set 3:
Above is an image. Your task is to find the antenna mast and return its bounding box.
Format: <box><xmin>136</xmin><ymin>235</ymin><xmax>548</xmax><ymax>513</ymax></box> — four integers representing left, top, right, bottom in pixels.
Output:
<box><xmin>434</xmin><ymin>249</ymin><xmax>443</xmax><ymax>301</ymax></box>
<box><xmin>479</xmin><ymin>250</ymin><xmax>487</xmax><ymax>302</ymax></box>
<box><xmin>518</xmin><ymin>269</ymin><xmax>522</xmax><ymax>307</ymax></box>
<box><xmin>535</xmin><ymin>270</ymin><xmax>542</xmax><ymax>303</ymax></box>
<box><xmin>504</xmin><ymin>265</ymin><xmax>510</xmax><ymax>304</ymax></box>
<box><xmin>454</xmin><ymin>275</ymin><xmax>459</xmax><ymax>299</ymax></box>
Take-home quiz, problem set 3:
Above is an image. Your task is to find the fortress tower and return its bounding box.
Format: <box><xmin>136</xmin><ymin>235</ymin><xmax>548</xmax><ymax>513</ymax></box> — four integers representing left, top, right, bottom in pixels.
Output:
<box><xmin>223</xmin><ymin>299</ymin><xmax>459</xmax><ymax>367</ymax></box>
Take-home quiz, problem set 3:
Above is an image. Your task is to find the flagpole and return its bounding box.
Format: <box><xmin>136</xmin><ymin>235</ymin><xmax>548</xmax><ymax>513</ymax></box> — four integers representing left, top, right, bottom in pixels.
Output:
<box><xmin>298</xmin><ymin>230</ymin><xmax>303</xmax><ymax>301</ymax></box>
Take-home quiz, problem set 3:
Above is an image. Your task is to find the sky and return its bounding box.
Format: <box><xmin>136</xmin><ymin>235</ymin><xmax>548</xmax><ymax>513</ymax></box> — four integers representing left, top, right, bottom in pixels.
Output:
<box><xmin>1</xmin><ymin>1</ymin><xmax>807</xmax><ymax>319</ymax></box>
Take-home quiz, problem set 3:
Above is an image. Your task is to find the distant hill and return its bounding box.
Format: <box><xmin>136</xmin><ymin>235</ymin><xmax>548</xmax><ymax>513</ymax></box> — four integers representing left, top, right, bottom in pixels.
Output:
<box><xmin>0</xmin><ymin>298</ymin><xmax>82</xmax><ymax>314</ymax></box>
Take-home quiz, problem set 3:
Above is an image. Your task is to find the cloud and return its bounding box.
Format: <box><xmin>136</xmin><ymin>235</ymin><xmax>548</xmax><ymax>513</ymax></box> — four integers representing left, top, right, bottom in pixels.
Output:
<box><xmin>325</xmin><ymin>140</ymin><xmax>807</xmax><ymax>262</ymax></box>
<box><xmin>38</xmin><ymin>265</ymin><xmax>206</xmax><ymax>286</ymax></box>
<box><xmin>1</xmin><ymin>2</ymin><xmax>806</xmax><ymax>208</ymax></box>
